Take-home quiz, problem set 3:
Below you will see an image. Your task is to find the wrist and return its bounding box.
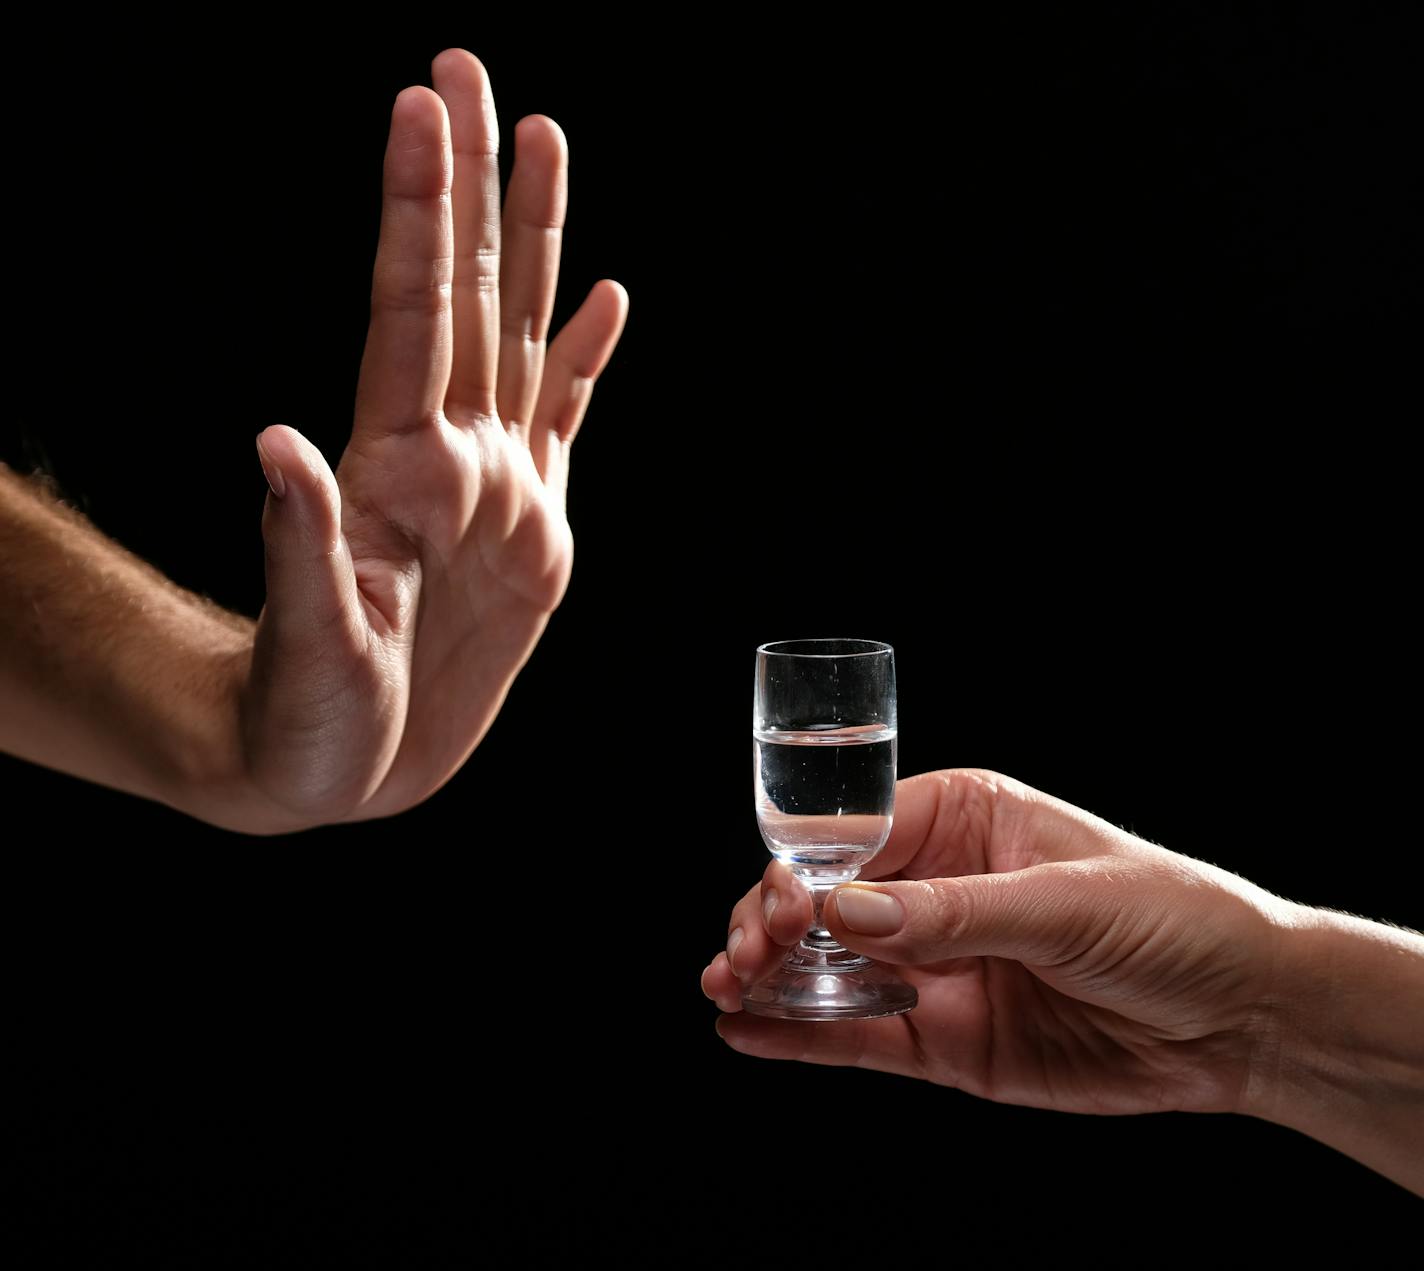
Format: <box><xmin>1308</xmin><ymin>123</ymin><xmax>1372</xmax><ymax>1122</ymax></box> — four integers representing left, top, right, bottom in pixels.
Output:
<box><xmin>1242</xmin><ymin>900</ymin><xmax>1424</xmax><ymax>1194</ymax></box>
<box><xmin>1</xmin><ymin>468</ymin><xmax>314</xmax><ymax>836</ymax></box>
<box><xmin>154</xmin><ymin>620</ymin><xmax>312</xmax><ymax>836</ymax></box>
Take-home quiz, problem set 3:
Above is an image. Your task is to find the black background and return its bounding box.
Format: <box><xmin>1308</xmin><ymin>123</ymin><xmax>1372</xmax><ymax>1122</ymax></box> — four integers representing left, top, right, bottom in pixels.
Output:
<box><xmin>4</xmin><ymin>11</ymin><xmax>1419</xmax><ymax>1260</ymax></box>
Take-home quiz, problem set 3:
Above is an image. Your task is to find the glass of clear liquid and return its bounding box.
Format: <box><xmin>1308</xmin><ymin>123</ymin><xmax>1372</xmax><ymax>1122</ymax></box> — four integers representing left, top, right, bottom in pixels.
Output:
<box><xmin>743</xmin><ymin>638</ymin><xmax>918</xmax><ymax>1021</ymax></box>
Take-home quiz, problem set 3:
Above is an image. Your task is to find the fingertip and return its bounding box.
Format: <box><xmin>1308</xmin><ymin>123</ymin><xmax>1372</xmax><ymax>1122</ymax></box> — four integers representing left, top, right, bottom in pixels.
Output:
<box><xmin>704</xmin><ymin>949</ymin><xmax>734</xmax><ymax>988</ymax></box>
<box><xmin>594</xmin><ymin>279</ymin><xmax>629</xmax><ymax>328</ymax></box>
<box><xmin>257</xmin><ymin>426</ymin><xmax>329</xmax><ymax>505</ymax></box>
<box><xmin>699</xmin><ymin>957</ymin><xmax>720</xmax><ymax>1000</ymax></box>
<box><xmin>254</xmin><ymin>428</ymin><xmax>342</xmax><ymax>550</ymax></box>
<box><xmin>254</xmin><ymin>424</ymin><xmax>302</xmax><ymax>469</ymax></box>
<box><xmin>764</xmin><ymin>858</ymin><xmax>795</xmax><ymax>890</ymax></box>
<box><xmin>254</xmin><ymin>426</ymin><xmax>334</xmax><ymax>488</ymax></box>
<box><xmin>702</xmin><ymin>953</ymin><xmax>744</xmax><ymax>1015</ymax></box>
<box><xmin>394</xmin><ymin>83</ymin><xmax>440</xmax><ymax>114</ymax></box>
<box><xmin>598</xmin><ymin>283</ymin><xmax>630</xmax><ymax>353</ymax></box>
<box><xmin>432</xmin><ymin>47</ymin><xmax>482</xmax><ymax>79</ymax></box>
<box><xmin>389</xmin><ymin>87</ymin><xmax>450</xmax><ymax>159</ymax></box>
<box><xmin>517</xmin><ymin>114</ymin><xmax>567</xmax><ymax>157</ymax></box>
<box><xmin>823</xmin><ymin>888</ymin><xmax>857</xmax><ymax>947</ymax></box>
<box><xmin>255</xmin><ymin>433</ymin><xmax>286</xmax><ymax>500</ymax></box>
<box><xmin>760</xmin><ymin>885</ymin><xmax>780</xmax><ymax>932</ymax></box>
<box><xmin>760</xmin><ymin>884</ymin><xmax>803</xmax><ymax>948</ymax></box>
<box><xmin>768</xmin><ymin>861</ymin><xmax>813</xmax><ymax>934</ymax></box>
<box><xmin>822</xmin><ymin>886</ymin><xmax>855</xmax><ymax>948</ymax></box>
<box><xmin>391</xmin><ymin>85</ymin><xmax>419</xmax><ymax>127</ymax></box>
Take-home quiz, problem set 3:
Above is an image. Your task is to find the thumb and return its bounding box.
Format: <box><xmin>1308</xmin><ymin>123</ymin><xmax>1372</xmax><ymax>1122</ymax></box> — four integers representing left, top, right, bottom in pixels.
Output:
<box><xmin>826</xmin><ymin>862</ymin><xmax>1116</xmax><ymax>967</ymax></box>
<box><xmin>254</xmin><ymin>425</ymin><xmax>359</xmax><ymax>640</ymax></box>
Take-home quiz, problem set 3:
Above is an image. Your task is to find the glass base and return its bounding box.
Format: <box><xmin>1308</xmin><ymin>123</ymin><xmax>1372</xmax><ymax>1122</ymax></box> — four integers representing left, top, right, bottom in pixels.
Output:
<box><xmin>741</xmin><ymin>945</ymin><xmax>918</xmax><ymax>1021</ymax></box>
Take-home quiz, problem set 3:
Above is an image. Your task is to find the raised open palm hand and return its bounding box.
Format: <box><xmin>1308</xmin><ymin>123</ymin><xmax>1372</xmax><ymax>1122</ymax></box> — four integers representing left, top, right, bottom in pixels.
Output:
<box><xmin>241</xmin><ymin>49</ymin><xmax>628</xmax><ymax>832</ymax></box>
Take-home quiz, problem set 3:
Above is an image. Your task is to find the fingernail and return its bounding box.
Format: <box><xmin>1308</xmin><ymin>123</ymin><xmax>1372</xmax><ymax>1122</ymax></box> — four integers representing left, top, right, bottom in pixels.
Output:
<box><xmin>726</xmin><ymin>927</ymin><xmax>745</xmax><ymax>976</ymax></box>
<box><xmin>834</xmin><ymin>885</ymin><xmax>904</xmax><ymax>936</ymax></box>
<box><xmin>762</xmin><ymin>889</ymin><xmax>779</xmax><ymax>928</ymax></box>
<box><xmin>256</xmin><ymin>437</ymin><xmax>286</xmax><ymax>498</ymax></box>
<box><xmin>715</xmin><ymin>1016</ymin><xmax>727</xmax><ymax>1040</ymax></box>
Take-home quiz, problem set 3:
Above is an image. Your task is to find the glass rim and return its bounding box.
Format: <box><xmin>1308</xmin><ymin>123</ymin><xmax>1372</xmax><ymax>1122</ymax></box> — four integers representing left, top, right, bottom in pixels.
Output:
<box><xmin>756</xmin><ymin>638</ymin><xmax>893</xmax><ymax>659</ymax></box>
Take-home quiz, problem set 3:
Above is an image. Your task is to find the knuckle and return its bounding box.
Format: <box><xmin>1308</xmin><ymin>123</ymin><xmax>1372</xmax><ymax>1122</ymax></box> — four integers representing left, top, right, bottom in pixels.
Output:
<box><xmin>551</xmin><ymin>378</ymin><xmax>594</xmax><ymax>443</ymax></box>
<box><xmin>373</xmin><ymin>406</ymin><xmax>448</xmax><ymax>439</ymax></box>
<box><xmin>1044</xmin><ymin>863</ymin><xmax>1155</xmax><ymax>976</ymax></box>
<box><xmin>371</xmin><ymin>259</ymin><xmax>454</xmax><ymax>315</ymax></box>
<box><xmin>372</xmin><ymin>281</ymin><xmax>453</xmax><ymax>316</ymax></box>
<box><xmin>454</xmin><ymin>249</ymin><xmax>501</xmax><ymax>291</ymax></box>
<box><xmin>919</xmin><ymin>878</ymin><xmax>967</xmax><ymax>944</ymax></box>
<box><xmin>499</xmin><ymin>316</ymin><xmax>549</xmax><ymax>343</ymax></box>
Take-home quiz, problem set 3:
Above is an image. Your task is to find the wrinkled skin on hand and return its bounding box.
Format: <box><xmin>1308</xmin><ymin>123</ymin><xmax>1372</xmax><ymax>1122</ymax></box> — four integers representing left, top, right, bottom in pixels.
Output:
<box><xmin>705</xmin><ymin>769</ymin><xmax>1290</xmax><ymax>1117</ymax></box>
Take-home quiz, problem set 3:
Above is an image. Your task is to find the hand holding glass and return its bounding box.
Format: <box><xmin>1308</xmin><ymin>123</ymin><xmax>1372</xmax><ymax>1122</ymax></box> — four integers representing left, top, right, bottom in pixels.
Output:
<box><xmin>744</xmin><ymin>639</ymin><xmax>918</xmax><ymax>1020</ymax></box>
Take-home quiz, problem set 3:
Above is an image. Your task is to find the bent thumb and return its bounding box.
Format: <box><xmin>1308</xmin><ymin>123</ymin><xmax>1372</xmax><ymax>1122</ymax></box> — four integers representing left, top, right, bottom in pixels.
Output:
<box><xmin>254</xmin><ymin>425</ymin><xmax>358</xmax><ymax>641</ymax></box>
<box><xmin>827</xmin><ymin>863</ymin><xmax>1115</xmax><ymax>966</ymax></box>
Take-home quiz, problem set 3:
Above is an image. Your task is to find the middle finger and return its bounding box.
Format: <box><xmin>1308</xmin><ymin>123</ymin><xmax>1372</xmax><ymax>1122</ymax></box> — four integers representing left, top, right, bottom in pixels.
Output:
<box><xmin>720</xmin><ymin>861</ymin><xmax>813</xmax><ymax>995</ymax></box>
<box><xmin>431</xmin><ymin>48</ymin><xmax>501</xmax><ymax>423</ymax></box>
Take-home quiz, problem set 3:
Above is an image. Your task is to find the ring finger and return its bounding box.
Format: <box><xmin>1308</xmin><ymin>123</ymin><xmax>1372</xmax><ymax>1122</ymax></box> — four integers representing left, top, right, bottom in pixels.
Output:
<box><xmin>494</xmin><ymin>115</ymin><xmax>567</xmax><ymax>445</ymax></box>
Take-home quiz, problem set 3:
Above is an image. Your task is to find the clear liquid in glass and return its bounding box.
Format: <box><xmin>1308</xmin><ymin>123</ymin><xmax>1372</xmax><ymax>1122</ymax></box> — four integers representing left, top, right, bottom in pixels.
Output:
<box><xmin>753</xmin><ymin>723</ymin><xmax>897</xmax><ymax>874</ymax></box>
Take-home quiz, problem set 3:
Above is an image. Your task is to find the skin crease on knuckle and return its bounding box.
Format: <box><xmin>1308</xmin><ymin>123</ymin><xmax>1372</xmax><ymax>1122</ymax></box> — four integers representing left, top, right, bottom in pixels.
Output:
<box><xmin>919</xmin><ymin>877</ymin><xmax>965</xmax><ymax>948</ymax></box>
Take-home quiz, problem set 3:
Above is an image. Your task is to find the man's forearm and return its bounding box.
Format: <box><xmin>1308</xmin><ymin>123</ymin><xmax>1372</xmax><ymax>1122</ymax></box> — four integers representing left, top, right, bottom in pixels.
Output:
<box><xmin>0</xmin><ymin>462</ymin><xmax>265</xmax><ymax>828</ymax></box>
<box><xmin>1245</xmin><ymin>900</ymin><xmax>1424</xmax><ymax>1196</ymax></box>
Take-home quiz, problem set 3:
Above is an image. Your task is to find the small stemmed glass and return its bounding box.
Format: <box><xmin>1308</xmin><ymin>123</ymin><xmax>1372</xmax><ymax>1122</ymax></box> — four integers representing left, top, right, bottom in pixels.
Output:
<box><xmin>742</xmin><ymin>638</ymin><xmax>918</xmax><ymax>1021</ymax></box>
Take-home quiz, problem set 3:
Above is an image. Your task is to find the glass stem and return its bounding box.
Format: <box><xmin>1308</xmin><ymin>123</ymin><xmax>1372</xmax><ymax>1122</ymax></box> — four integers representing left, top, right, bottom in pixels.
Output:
<box><xmin>797</xmin><ymin>876</ymin><xmax>852</xmax><ymax>953</ymax></box>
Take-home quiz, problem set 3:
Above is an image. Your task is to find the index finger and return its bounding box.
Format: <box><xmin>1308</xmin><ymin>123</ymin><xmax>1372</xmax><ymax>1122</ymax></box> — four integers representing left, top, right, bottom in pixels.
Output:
<box><xmin>350</xmin><ymin>86</ymin><xmax>455</xmax><ymax>440</ymax></box>
<box><xmin>856</xmin><ymin>769</ymin><xmax>983</xmax><ymax>881</ymax></box>
<box><xmin>861</xmin><ymin>767</ymin><xmax>1113</xmax><ymax>882</ymax></box>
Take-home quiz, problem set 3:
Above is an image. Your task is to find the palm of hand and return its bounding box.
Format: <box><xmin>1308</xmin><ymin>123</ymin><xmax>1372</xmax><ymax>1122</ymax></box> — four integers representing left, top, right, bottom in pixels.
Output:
<box><xmin>242</xmin><ymin>50</ymin><xmax>627</xmax><ymax>829</ymax></box>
